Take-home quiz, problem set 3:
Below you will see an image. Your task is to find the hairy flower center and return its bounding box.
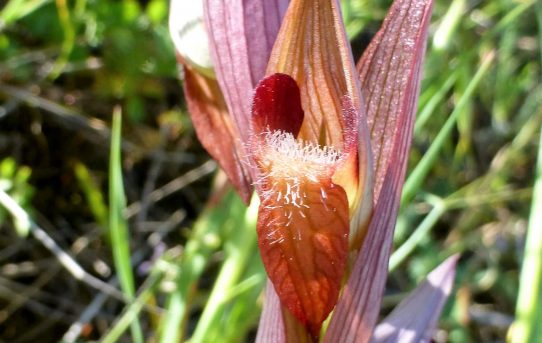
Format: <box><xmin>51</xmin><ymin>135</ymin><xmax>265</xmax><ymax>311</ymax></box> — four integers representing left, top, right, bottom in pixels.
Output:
<box><xmin>254</xmin><ymin>130</ymin><xmax>342</xmax><ymax>213</ymax></box>
<box><xmin>258</xmin><ymin>130</ymin><xmax>341</xmax><ymax>181</ymax></box>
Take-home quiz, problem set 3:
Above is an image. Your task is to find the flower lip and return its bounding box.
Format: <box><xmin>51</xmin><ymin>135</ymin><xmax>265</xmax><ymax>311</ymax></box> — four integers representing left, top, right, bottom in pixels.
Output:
<box><xmin>250</xmin><ymin>73</ymin><xmax>351</xmax><ymax>336</ymax></box>
<box><xmin>253</xmin><ymin>139</ymin><xmax>350</xmax><ymax>337</ymax></box>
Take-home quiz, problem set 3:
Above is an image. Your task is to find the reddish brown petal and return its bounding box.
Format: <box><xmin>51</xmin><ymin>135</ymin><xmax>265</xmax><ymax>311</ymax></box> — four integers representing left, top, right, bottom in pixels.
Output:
<box><xmin>325</xmin><ymin>0</ymin><xmax>434</xmax><ymax>341</ymax></box>
<box><xmin>281</xmin><ymin>306</ymin><xmax>318</xmax><ymax>343</ymax></box>
<box><xmin>252</xmin><ymin>73</ymin><xmax>304</xmax><ymax>137</ymax></box>
<box><xmin>265</xmin><ymin>0</ymin><xmax>374</xmax><ymax>252</ymax></box>
<box><xmin>257</xmin><ymin>176</ymin><xmax>349</xmax><ymax>338</ymax></box>
<box><xmin>183</xmin><ymin>65</ymin><xmax>252</xmax><ymax>202</ymax></box>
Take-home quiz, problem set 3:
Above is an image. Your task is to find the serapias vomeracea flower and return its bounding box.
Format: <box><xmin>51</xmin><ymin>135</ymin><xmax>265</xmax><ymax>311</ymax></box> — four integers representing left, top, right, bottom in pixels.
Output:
<box><xmin>249</xmin><ymin>72</ymin><xmax>365</xmax><ymax>338</ymax></box>
<box><xmin>169</xmin><ymin>0</ymin><xmax>458</xmax><ymax>341</ymax></box>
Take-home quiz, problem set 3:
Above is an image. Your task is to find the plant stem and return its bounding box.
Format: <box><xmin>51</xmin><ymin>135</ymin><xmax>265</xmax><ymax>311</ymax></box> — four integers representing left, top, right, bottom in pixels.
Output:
<box><xmin>511</xmin><ymin>126</ymin><xmax>542</xmax><ymax>343</ymax></box>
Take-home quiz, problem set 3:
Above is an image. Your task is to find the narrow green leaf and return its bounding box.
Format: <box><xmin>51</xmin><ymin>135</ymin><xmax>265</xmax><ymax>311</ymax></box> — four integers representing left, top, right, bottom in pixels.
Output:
<box><xmin>48</xmin><ymin>0</ymin><xmax>76</xmax><ymax>79</ymax></box>
<box><xmin>101</xmin><ymin>269</ymin><xmax>162</xmax><ymax>343</ymax></box>
<box><xmin>512</xmin><ymin>127</ymin><xmax>542</xmax><ymax>343</ymax></box>
<box><xmin>538</xmin><ymin>0</ymin><xmax>542</xmax><ymax>68</ymax></box>
<box><xmin>109</xmin><ymin>107</ymin><xmax>144</xmax><ymax>343</ymax></box>
<box><xmin>414</xmin><ymin>71</ymin><xmax>458</xmax><ymax>135</ymax></box>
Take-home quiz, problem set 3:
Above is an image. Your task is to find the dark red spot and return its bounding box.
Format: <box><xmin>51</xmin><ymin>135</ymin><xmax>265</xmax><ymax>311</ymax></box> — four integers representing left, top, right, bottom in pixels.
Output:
<box><xmin>252</xmin><ymin>73</ymin><xmax>304</xmax><ymax>137</ymax></box>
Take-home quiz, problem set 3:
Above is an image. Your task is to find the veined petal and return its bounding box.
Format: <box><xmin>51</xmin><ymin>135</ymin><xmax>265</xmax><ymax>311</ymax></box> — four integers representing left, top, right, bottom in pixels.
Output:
<box><xmin>252</xmin><ymin>129</ymin><xmax>349</xmax><ymax>337</ymax></box>
<box><xmin>182</xmin><ymin>64</ymin><xmax>252</xmax><ymax>202</ymax></box>
<box><xmin>266</xmin><ymin>0</ymin><xmax>365</xmax><ymax>149</ymax></box>
<box><xmin>267</xmin><ymin>0</ymin><xmax>374</xmax><ymax>250</ymax></box>
<box><xmin>371</xmin><ymin>255</ymin><xmax>458</xmax><ymax>343</ymax></box>
<box><xmin>359</xmin><ymin>0</ymin><xmax>431</xmax><ymax>199</ymax></box>
<box><xmin>169</xmin><ymin>1</ymin><xmax>252</xmax><ymax>199</ymax></box>
<box><xmin>256</xmin><ymin>173</ymin><xmax>349</xmax><ymax>337</ymax></box>
<box><xmin>204</xmin><ymin>0</ymin><xmax>289</xmax><ymax>144</ymax></box>
<box><xmin>325</xmin><ymin>0</ymin><xmax>434</xmax><ymax>341</ymax></box>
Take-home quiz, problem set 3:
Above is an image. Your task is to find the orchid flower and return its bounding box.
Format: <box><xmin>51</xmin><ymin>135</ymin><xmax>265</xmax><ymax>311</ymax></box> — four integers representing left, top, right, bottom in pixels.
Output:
<box><xmin>169</xmin><ymin>0</ymin><xmax>458</xmax><ymax>341</ymax></box>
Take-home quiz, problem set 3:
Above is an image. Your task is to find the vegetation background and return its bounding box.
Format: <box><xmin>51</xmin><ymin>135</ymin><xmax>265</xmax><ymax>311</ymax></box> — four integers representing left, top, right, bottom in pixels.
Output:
<box><xmin>0</xmin><ymin>0</ymin><xmax>541</xmax><ymax>342</ymax></box>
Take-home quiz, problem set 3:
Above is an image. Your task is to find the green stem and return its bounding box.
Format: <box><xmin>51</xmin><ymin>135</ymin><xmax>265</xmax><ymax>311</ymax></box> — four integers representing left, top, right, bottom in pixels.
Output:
<box><xmin>512</xmin><ymin>126</ymin><xmax>542</xmax><ymax>343</ymax></box>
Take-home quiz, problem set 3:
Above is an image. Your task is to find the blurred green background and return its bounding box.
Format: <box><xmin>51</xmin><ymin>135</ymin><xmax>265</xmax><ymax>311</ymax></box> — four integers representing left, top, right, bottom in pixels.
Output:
<box><xmin>0</xmin><ymin>0</ymin><xmax>541</xmax><ymax>342</ymax></box>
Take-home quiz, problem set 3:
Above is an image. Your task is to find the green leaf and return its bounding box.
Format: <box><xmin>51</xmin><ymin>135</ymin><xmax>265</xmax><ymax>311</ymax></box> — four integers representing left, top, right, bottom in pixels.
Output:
<box><xmin>109</xmin><ymin>107</ymin><xmax>144</xmax><ymax>343</ymax></box>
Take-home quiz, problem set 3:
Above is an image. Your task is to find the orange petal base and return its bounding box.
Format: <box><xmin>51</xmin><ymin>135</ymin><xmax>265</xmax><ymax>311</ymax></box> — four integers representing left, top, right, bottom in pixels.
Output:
<box><xmin>256</xmin><ymin>174</ymin><xmax>349</xmax><ymax>337</ymax></box>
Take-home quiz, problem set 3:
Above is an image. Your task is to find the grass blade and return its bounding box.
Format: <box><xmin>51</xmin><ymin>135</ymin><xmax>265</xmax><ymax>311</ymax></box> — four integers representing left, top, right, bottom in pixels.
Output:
<box><xmin>389</xmin><ymin>197</ymin><xmax>446</xmax><ymax>271</ymax></box>
<box><xmin>511</xmin><ymin>126</ymin><xmax>542</xmax><ymax>342</ymax></box>
<box><xmin>101</xmin><ymin>269</ymin><xmax>162</xmax><ymax>343</ymax></box>
<box><xmin>109</xmin><ymin>107</ymin><xmax>144</xmax><ymax>343</ymax></box>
